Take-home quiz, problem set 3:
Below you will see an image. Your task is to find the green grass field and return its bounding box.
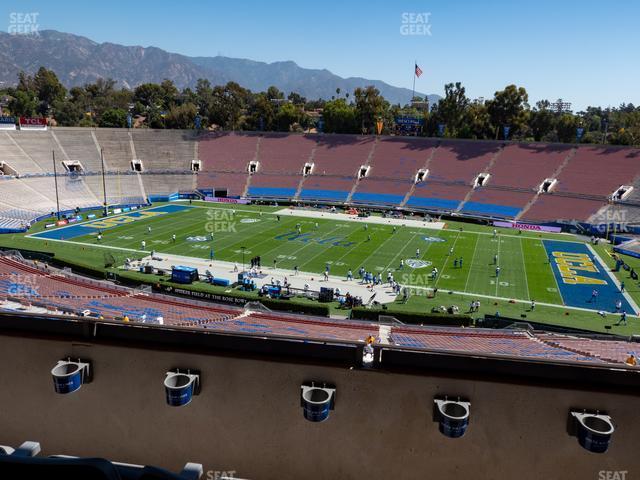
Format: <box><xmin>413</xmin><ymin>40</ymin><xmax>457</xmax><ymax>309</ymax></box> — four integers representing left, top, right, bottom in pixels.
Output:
<box><xmin>2</xmin><ymin>201</ymin><xmax>639</xmax><ymax>335</ymax></box>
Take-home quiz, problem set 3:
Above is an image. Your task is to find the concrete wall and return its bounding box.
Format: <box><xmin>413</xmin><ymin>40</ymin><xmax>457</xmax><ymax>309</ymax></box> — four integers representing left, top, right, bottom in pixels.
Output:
<box><xmin>0</xmin><ymin>333</ymin><xmax>636</xmax><ymax>480</ymax></box>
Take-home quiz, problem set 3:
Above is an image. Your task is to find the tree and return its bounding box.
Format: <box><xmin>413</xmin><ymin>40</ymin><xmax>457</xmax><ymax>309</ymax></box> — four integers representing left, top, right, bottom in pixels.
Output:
<box><xmin>287</xmin><ymin>91</ymin><xmax>306</xmax><ymax>105</ymax></box>
<box><xmin>429</xmin><ymin>82</ymin><xmax>470</xmax><ymax>137</ymax></box>
<box><xmin>529</xmin><ymin>100</ymin><xmax>556</xmax><ymax>141</ymax></box>
<box><xmin>164</xmin><ymin>103</ymin><xmax>197</xmax><ymax>129</ymax></box>
<box><xmin>276</xmin><ymin>102</ymin><xmax>305</xmax><ymax>132</ymax></box>
<box><xmin>33</xmin><ymin>67</ymin><xmax>66</xmax><ymax>106</ymax></box>
<box><xmin>7</xmin><ymin>90</ymin><xmax>38</xmax><ymax>117</ymax></box>
<box><xmin>266</xmin><ymin>86</ymin><xmax>284</xmax><ymax>101</ymax></box>
<box><xmin>159</xmin><ymin>79</ymin><xmax>179</xmax><ymax>109</ymax></box>
<box><xmin>353</xmin><ymin>86</ymin><xmax>391</xmax><ymax>134</ymax></box>
<box><xmin>52</xmin><ymin>99</ymin><xmax>84</xmax><ymax>126</ymax></box>
<box><xmin>246</xmin><ymin>92</ymin><xmax>276</xmax><ymax>131</ymax></box>
<box><xmin>205</xmin><ymin>82</ymin><xmax>250</xmax><ymax>129</ymax></box>
<box><xmin>322</xmin><ymin>98</ymin><xmax>357</xmax><ymax>133</ymax></box>
<box><xmin>99</xmin><ymin>108</ymin><xmax>128</xmax><ymax>128</ymax></box>
<box><xmin>133</xmin><ymin>83</ymin><xmax>165</xmax><ymax>110</ymax></box>
<box><xmin>555</xmin><ymin>113</ymin><xmax>579</xmax><ymax>143</ymax></box>
<box><xmin>461</xmin><ymin>100</ymin><xmax>492</xmax><ymax>139</ymax></box>
<box><xmin>487</xmin><ymin>85</ymin><xmax>529</xmax><ymax>139</ymax></box>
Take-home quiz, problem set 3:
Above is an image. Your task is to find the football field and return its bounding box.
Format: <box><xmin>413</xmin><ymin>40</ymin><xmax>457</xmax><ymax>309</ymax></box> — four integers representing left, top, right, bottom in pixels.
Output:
<box><xmin>26</xmin><ymin>202</ymin><xmax>636</xmax><ymax>315</ymax></box>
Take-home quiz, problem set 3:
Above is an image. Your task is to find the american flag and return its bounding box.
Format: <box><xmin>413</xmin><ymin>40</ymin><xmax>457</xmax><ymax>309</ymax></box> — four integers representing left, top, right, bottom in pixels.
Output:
<box><xmin>415</xmin><ymin>63</ymin><xmax>423</xmax><ymax>78</ymax></box>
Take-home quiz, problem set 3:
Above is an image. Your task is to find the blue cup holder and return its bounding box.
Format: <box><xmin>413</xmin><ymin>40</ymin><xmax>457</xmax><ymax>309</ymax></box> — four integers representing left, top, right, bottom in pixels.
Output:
<box><xmin>301</xmin><ymin>385</ymin><xmax>335</xmax><ymax>422</ymax></box>
<box><xmin>434</xmin><ymin>399</ymin><xmax>470</xmax><ymax>438</ymax></box>
<box><xmin>51</xmin><ymin>360</ymin><xmax>90</xmax><ymax>394</ymax></box>
<box><xmin>164</xmin><ymin>371</ymin><xmax>200</xmax><ymax>407</ymax></box>
<box><xmin>572</xmin><ymin>412</ymin><xmax>615</xmax><ymax>454</ymax></box>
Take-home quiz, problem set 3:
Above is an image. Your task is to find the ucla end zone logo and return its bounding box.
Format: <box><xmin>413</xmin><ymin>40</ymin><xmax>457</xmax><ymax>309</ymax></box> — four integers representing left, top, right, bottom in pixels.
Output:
<box><xmin>186</xmin><ymin>236</ymin><xmax>208</xmax><ymax>242</ymax></box>
<box><xmin>543</xmin><ymin>239</ymin><xmax>634</xmax><ymax>313</ymax></box>
<box><xmin>423</xmin><ymin>236</ymin><xmax>445</xmax><ymax>243</ymax></box>
<box><xmin>405</xmin><ymin>259</ymin><xmax>432</xmax><ymax>269</ymax></box>
<box><xmin>240</xmin><ymin>218</ymin><xmax>261</xmax><ymax>224</ymax></box>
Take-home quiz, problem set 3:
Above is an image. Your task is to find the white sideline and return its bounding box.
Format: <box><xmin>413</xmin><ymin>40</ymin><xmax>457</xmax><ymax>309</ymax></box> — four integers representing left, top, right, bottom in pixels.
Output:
<box><xmin>273</xmin><ymin>208</ymin><xmax>446</xmax><ymax>230</ymax></box>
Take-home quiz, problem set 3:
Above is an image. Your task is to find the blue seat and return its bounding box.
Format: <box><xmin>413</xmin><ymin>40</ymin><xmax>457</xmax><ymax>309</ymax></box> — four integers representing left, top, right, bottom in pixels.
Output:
<box><xmin>299</xmin><ymin>189</ymin><xmax>349</xmax><ymax>201</ymax></box>
<box><xmin>247</xmin><ymin>187</ymin><xmax>296</xmax><ymax>198</ymax></box>
<box><xmin>461</xmin><ymin>202</ymin><xmax>521</xmax><ymax>217</ymax></box>
<box><xmin>351</xmin><ymin>192</ymin><xmax>405</xmax><ymax>205</ymax></box>
<box><xmin>406</xmin><ymin>197</ymin><xmax>460</xmax><ymax>210</ymax></box>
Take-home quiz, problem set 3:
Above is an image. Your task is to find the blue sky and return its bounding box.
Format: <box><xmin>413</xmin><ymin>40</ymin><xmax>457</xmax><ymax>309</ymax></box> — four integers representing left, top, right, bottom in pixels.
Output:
<box><xmin>1</xmin><ymin>0</ymin><xmax>638</xmax><ymax>110</ymax></box>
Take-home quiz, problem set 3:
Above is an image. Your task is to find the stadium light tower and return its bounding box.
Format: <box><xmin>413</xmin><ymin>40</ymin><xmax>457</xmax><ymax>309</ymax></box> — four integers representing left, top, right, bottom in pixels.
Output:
<box><xmin>550</xmin><ymin>99</ymin><xmax>572</xmax><ymax>114</ymax></box>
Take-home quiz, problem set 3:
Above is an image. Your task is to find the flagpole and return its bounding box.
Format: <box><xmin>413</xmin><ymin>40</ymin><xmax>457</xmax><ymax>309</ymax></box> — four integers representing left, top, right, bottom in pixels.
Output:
<box><xmin>411</xmin><ymin>60</ymin><xmax>416</xmax><ymax>104</ymax></box>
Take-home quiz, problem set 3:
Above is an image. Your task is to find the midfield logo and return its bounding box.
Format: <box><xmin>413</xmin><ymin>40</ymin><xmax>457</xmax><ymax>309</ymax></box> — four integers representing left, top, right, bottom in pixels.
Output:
<box><xmin>405</xmin><ymin>259</ymin><xmax>432</xmax><ymax>269</ymax></box>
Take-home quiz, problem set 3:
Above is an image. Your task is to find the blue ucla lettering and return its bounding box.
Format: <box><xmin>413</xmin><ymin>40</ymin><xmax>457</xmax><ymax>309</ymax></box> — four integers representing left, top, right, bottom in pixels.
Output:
<box><xmin>332</xmin><ymin>241</ymin><xmax>356</xmax><ymax>247</ymax></box>
<box><xmin>317</xmin><ymin>236</ymin><xmax>340</xmax><ymax>245</ymax></box>
<box><xmin>274</xmin><ymin>231</ymin><xmax>299</xmax><ymax>241</ymax></box>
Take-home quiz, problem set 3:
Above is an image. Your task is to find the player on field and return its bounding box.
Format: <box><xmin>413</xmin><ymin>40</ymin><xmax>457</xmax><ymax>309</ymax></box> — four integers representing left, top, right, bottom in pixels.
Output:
<box><xmin>415</xmin><ymin>248</ymin><xmax>420</xmax><ymax>258</ymax></box>
<box><xmin>347</xmin><ymin>269</ymin><xmax>353</xmax><ymax>281</ymax></box>
<box><xmin>141</xmin><ymin>240</ymin><xmax>146</xmax><ymax>250</ymax></box>
<box><xmin>615</xmin><ymin>311</ymin><xmax>627</xmax><ymax>326</ymax></box>
<box><xmin>399</xmin><ymin>259</ymin><xmax>404</xmax><ymax>269</ymax></box>
<box><xmin>172</xmin><ymin>234</ymin><xmax>176</xmax><ymax>243</ymax></box>
<box><xmin>493</xmin><ymin>229</ymin><xmax>497</xmax><ymax>238</ymax></box>
<box><xmin>495</xmin><ymin>266</ymin><xmax>501</xmax><ymax>277</ymax></box>
<box><xmin>148</xmin><ymin>226</ymin><xmax>151</xmax><ymax>234</ymax></box>
<box><xmin>97</xmin><ymin>233</ymin><xmax>102</xmax><ymax>242</ymax></box>
<box><xmin>494</xmin><ymin>254</ymin><xmax>498</xmax><ymax>265</ymax></box>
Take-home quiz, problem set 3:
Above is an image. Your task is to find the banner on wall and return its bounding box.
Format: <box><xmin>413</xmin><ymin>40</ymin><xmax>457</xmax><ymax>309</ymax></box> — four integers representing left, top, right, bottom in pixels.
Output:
<box><xmin>19</xmin><ymin>117</ymin><xmax>47</xmax><ymax>130</ymax></box>
<box><xmin>493</xmin><ymin>220</ymin><xmax>561</xmax><ymax>233</ymax></box>
<box><xmin>204</xmin><ymin>196</ymin><xmax>250</xmax><ymax>204</ymax></box>
<box><xmin>0</xmin><ymin>116</ymin><xmax>16</xmax><ymax>130</ymax></box>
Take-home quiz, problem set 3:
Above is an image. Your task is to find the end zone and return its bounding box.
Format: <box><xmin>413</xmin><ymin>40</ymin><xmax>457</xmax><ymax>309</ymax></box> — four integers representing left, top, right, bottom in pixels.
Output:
<box><xmin>28</xmin><ymin>204</ymin><xmax>193</xmax><ymax>241</ymax></box>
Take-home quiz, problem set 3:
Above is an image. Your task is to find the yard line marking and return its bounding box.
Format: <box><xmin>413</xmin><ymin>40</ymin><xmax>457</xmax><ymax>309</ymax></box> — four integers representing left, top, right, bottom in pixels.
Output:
<box><xmin>518</xmin><ymin>237</ymin><xmax>530</xmax><ymax>301</ymax></box>
<box><xmin>495</xmin><ymin>234</ymin><xmax>501</xmax><ymax>296</ymax></box>
<box><xmin>541</xmin><ymin>240</ymin><xmax>563</xmax><ymax>306</ymax></box>
<box><xmin>357</xmin><ymin>225</ymin><xmax>409</xmax><ymax>273</ymax></box>
<box><xmin>463</xmin><ymin>233</ymin><xmax>480</xmax><ymax>294</ymax></box>
<box><xmin>295</xmin><ymin>225</ymin><xmax>361</xmax><ymax>270</ymax></box>
<box><xmin>434</xmin><ymin>231</ymin><xmax>461</xmax><ymax>288</ymax></box>
<box><xmin>382</xmin><ymin>231</ymin><xmax>420</xmax><ymax>272</ymax></box>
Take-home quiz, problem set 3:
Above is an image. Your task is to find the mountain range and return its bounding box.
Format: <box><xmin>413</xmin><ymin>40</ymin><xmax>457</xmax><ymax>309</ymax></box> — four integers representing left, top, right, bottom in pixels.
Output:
<box><xmin>0</xmin><ymin>30</ymin><xmax>439</xmax><ymax>105</ymax></box>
